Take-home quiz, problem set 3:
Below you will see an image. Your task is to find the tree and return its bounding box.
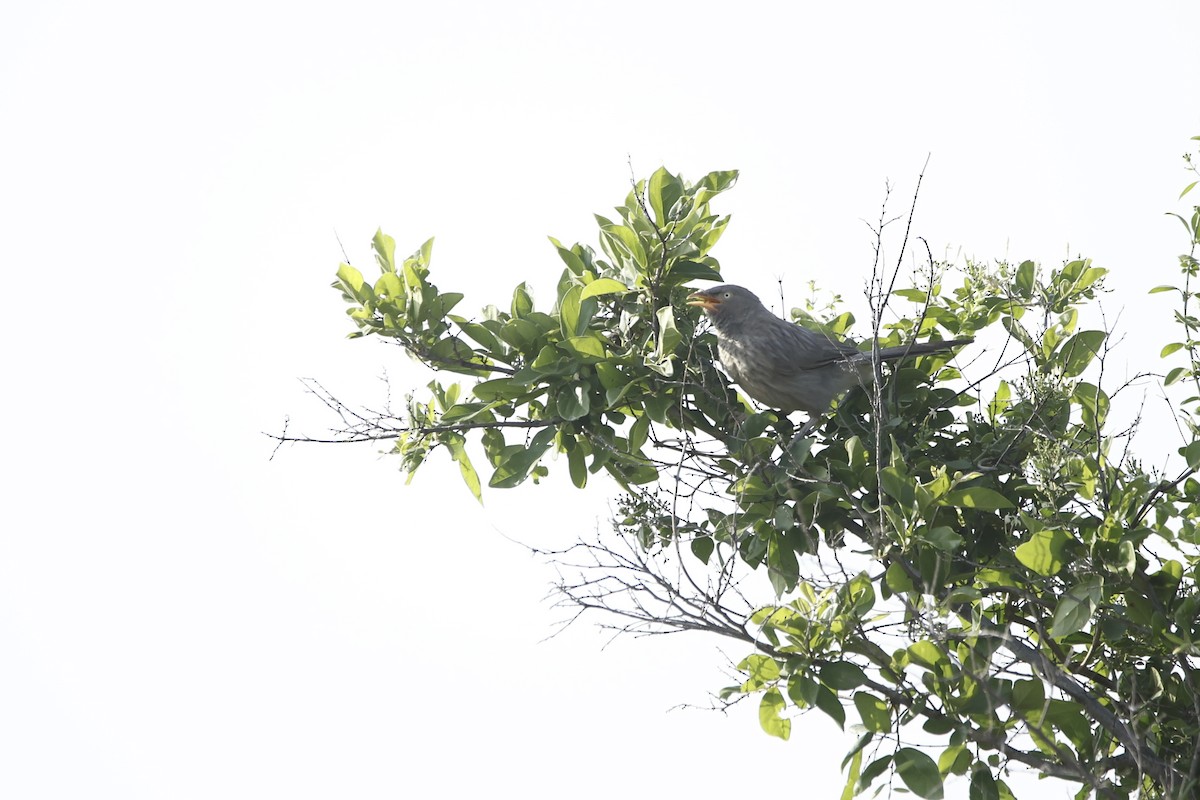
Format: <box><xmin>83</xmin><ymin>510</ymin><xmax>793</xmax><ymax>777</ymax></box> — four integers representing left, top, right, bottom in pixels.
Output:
<box><xmin>275</xmin><ymin>137</ymin><xmax>1200</xmax><ymax>799</ymax></box>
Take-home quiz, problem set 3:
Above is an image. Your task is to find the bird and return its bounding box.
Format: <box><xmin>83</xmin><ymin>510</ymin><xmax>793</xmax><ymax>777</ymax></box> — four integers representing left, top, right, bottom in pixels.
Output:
<box><xmin>686</xmin><ymin>284</ymin><xmax>972</xmax><ymax>421</ymax></box>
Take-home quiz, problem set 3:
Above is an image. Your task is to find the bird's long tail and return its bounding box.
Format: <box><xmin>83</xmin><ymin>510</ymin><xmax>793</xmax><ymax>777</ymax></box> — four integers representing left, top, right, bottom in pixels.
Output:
<box><xmin>872</xmin><ymin>337</ymin><xmax>973</xmax><ymax>361</ymax></box>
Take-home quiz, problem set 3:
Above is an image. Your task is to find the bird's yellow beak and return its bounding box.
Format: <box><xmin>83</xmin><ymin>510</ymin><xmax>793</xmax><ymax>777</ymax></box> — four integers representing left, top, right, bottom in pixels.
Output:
<box><xmin>686</xmin><ymin>291</ymin><xmax>721</xmax><ymax>311</ymax></box>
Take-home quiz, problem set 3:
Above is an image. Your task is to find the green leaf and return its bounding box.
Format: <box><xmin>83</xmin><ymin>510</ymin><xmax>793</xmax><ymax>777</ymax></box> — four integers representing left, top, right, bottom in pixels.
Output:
<box><xmin>987</xmin><ymin>380</ymin><xmax>1011</xmax><ymax>422</ymax></box>
<box><xmin>767</xmin><ymin>535</ymin><xmax>799</xmax><ymax>596</ymax></box>
<box><xmin>1072</xmin><ymin>382</ymin><xmax>1110</xmax><ymax>429</ymax></box>
<box><xmin>815</xmin><ymin>685</ymin><xmax>846</xmax><ymax>729</ymax></box>
<box><xmin>1161</xmin><ymin>341</ymin><xmax>1186</xmax><ymax>357</ymax></box>
<box><xmin>1044</xmin><ymin>700</ymin><xmax>1093</xmax><ymax>752</ymax></box>
<box><xmin>1015</xmin><ymin>529</ymin><xmax>1072</xmax><ymax>576</ymax></box>
<box><xmin>497</xmin><ymin>318</ymin><xmax>540</xmax><ymax>351</ymax></box>
<box><xmin>894</xmin><ymin>747</ymin><xmax>944</xmax><ymax>800</ymax></box>
<box><xmin>562</xmin><ymin>335</ymin><xmax>608</xmax><ymax>360</ymax></box>
<box><xmin>1049</xmin><ymin>577</ymin><xmax>1103</xmax><ymax>639</ymax></box>
<box><xmin>336</xmin><ymin>263</ymin><xmax>365</xmax><ymax>293</ymax></box>
<box><xmin>531</xmin><ymin>345</ymin><xmax>577</xmax><ymax>376</ymax></box>
<box><xmin>758</xmin><ymin>689</ymin><xmax>791</xmax><ymax>740</ymax></box>
<box><xmin>555</xmin><ymin>383</ymin><xmax>591</xmax><ymax>421</ymax></box>
<box><xmin>647</xmin><ymin>306</ymin><xmax>681</xmax><ymax>374</ymax></box>
<box><xmin>939</xmin><ymin>744</ymin><xmax>971</xmax><ymax>776</ymax></box>
<box><xmin>853</xmin><ymin>691</ymin><xmax>891</xmax><ymax>733</ymax></box>
<box><xmin>594</xmin><ymin>362</ymin><xmax>625</xmax><ymax>391</ymax></box>
<box><xmin>488</xmin><ymin>429</ymin><xmax>555</xmax><ymax>489</ymax></box>
<box><xmin>880</xmin><ymin>466</ymin><xmax>915</xmax><ymax>507</ymax></box>
<box><xmin>1181</xmin><ymin>440</ymin><xmax>1200</xmax><ymax>471</ymax></box>
<box><xmin>946</xmin><ymin>586</ymin><xmax>981</xmax><ymax>605</ymax></box>
<box><xmin>667</xmin><ymin>260</ymin><xmax>723</xmax><ymax>282</ymax></box>
<box><xmin>1015</xmin><ymin>261</ymin><xmax>1036</xmax><ymax>297</ymax></box>
<box><xmin>943</xmin><ymin>486</ymin><xmax>1013</xmax><ymax>511</ymax></box>
<box><xmin>580</xmin><ymin>278</ymin><xmax>629</xmax><ymax>300</ymax></box>
<box><xmin>1181</xmin><ymin>180</ymin><xmax>1198</xmax><ymax>200</ymax></box>
<box><xmin>858</xmin><ymin>756</ymin><xmax>892</xmax><ymax>793</ymax></box>
<box><xmin>821</xmin><ymin>662</ymin><xmax>868</xmax><ymax>691</ymax></box>
<box><xmin>1058</xmin><ymin>330</ymin><xmax>1106</xmax><ymax>377</ymax></box>
<box><xmin>1149</xmin><ymin>284</ymin><xmax>1180</xmax><ymax>294</ymax></box>
<box><xmin>969</xmin><ymin>764</ymin><xmax>999</xmax><ymax>800</ymax></box>
<box><xmin>699</xmin><ymin>169</ymin><xmax>739</xmax><ymax>194</ymax></box>
<box><xmin>787</xmin><ymin>435</ymin><xmax>813</xmax><ymax>467</ymax></box>
<box><xmin>840</xmin><ymin>747</ymin><xmax>863</xmax><ymax>800</ymax></box>
<box><xmin>920</xmin><ymin>525</ymin><xmax>963</xmax><ymax>552</ymax></box>
<box><xmin>559</xmin><ymin>284</ymin><xmax>583</xmax><ymax>338</ymax></box>
<box><xmin>738</xmin><ymin>654</ymin><xmax>781</xmax><ymax>689</ymax></box>
<box><xmin>1011</xmin><ymin>678</ymin><xmax>1044</xmax><ymax>711</ymax></box>
<box><xmin>1001</xmin><ymin>316</ymin><xmax>1035</xmax><ymax>353</ymax></box>
<box><xmin>607</xmin><ymin>460</ymin><xmax>657</xmax><ymax>487</ymax></box>
<box><xmin>511</xmin><ymin>282</ymin><xmax>534</xmax><ymax>318</ymax></box>
<box><xmin>549</xmin><ymin>237</ymin><xmax>587</xmax><ymax>275</ymax></box>
<box><xmin>1168</xmin><ymin>211</ymin><xmax>1195</xmax><ymax>237</ymax></box>
<box><xmin>787</xmin><ymin>673</ymin><xmax>819</xmax><ymax>707</ymax></box>
<box><xmin>691</xmin><ymin>535</ymin><xmax>714</xmax><ymax>564</ymax></box>
<box><xmin>472</xmin><ymin>378</ymin><xmax>529</xmax><ymax>402</ymax></box>
<box><xmin>1115</xmin><ymin>539</ymin><xmax>1136</xmax><ymax>579</ymax></box>
<box><xmin>371</xmin><ymin>229</ymin><xmax>397</xmax><ymax>272</ymax></box>
<box><xmin>841</xmin><ymin>732</ymin><xmax>874</xmax><ymax>770</ymax></box>
<box><xmin>444</xmin><ymin>438</ymin><xmax>482</xmax><ymax>504</ymax></box>
<box><xmin>412</xmin><ymin>237</ymin><xmax>435</xmax><ymax>272</ymax></box>
<box><xmin>628</xmin><ymin>415</ymin><xmax>651</xmax><ymax>453</ymax></box>
<box><xmin>431</xmin><ymin>291</ymin><xmax>464</xmax><ymax>319</ymax></box>
<box><xmin>657</xmin><ymin>306</ymin><xmax>682</xmax><ymax>352</ymax></box>
<box><xmin>885</xmin><ymin>561</ymin><xmax>915</xmax><ymax>594</ymax></box>
<box><xmin>648</xmin><ymin>167</ymin><xmax>684</xmax><ymax>224</ymax></box>
<box><xmin>427</xmin><ymin>337</ymin><xmax>490</xmax><ymax>376</ymax></box>
<box><xmin>452</xmin><ymin>319</ymin><xmax>500</xmax><ymax>353</ymax></box>
<box><xmin>907</xmin><ymin>641</ymin><xmax>948</xmax><ymax>674</ymax></box>
<box><xmin>600</xmin><ymin>222</ymin><xmax>647</xmax><ymax>269</ymax></box>
<box><xmin>374</xmin><ymin>271</ymin><xmax>404</xmax><ymax>302</ymax></box>
<box><xmin>567</xmin><ymin>443</ymin><xmax>587</xmax><ymax>489</ymax></box>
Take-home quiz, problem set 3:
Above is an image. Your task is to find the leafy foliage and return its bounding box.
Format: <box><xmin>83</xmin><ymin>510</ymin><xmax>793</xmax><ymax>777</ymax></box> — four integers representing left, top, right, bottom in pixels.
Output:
<box><xmin>288</xmin><ymin>140</ymin><xmax>1200</xmax><ymax>799</ymax></box>
<box><xmin>329</xmin><ymin>169</ymin><xmax>738</xmax><ymax>499</ymax></box>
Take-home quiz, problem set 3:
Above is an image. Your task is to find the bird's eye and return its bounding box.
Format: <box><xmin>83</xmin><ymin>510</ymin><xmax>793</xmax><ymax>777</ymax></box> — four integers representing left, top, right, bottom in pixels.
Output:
<box><xmin>723</xmin><ymin>292</ymin><xmax>731</xmax><ymax>298</ymax></box>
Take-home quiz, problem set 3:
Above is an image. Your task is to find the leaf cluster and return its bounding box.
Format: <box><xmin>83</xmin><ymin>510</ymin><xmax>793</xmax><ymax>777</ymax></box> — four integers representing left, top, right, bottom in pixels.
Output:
<box><xmin>298</xmin><ymin>140</ymin><xmax>1200</xmax><ymax>800</ymax></box>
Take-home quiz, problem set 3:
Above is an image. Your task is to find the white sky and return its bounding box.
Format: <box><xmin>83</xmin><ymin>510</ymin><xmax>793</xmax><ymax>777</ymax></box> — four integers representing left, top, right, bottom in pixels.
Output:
<box><xmin>2</xmin><ymin>2</ymin><xmax>1198</xmax><ymax>798</ymax></box>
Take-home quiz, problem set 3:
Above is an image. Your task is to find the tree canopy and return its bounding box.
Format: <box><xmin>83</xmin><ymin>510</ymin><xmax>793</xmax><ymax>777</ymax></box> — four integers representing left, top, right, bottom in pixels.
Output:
<box><xmin>280</xmin><ymin>137</ymin><xmax>1200</xmax><ymax>799</ymax></box>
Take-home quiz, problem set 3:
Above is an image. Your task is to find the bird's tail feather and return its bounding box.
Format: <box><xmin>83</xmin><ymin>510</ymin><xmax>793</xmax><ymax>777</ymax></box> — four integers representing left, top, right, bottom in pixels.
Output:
<box><xmin>872</xmin><ymin>337</ymin><xmax>973</xmax><ymax>361</ymax></box>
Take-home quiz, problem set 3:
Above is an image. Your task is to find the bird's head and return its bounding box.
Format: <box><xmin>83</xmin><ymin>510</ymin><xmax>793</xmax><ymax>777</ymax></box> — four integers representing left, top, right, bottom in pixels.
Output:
<box><xmin>686</xmin><ymin>284</ymin><xmax>765</xmax><ymax>330</ymax></box>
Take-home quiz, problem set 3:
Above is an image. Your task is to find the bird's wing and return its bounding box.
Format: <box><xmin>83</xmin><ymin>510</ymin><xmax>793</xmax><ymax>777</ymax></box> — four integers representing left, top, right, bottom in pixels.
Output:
<box><xmin>765</xmin><ymin>317</ymin><xmax>862</xmax><ymax>373</ymax></box>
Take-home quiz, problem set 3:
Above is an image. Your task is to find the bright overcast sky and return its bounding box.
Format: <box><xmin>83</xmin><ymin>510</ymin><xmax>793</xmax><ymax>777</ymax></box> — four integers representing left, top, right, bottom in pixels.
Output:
<box><xmin>3</xmin><ymin>3</ymin><xmax>1199</xmax><ymax>798</ymax></box>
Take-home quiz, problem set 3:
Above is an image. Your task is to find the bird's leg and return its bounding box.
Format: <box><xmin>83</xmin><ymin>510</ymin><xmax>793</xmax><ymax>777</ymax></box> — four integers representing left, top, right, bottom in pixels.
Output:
<box><xmin>790</xmin><ymin>414</ymin><xmax>819</xmax><ymax>446</ymax></box>
<box><xmin>781</xmin><ymin>414</ymin><xmax>821</xmax><ymax>478</ymax></box>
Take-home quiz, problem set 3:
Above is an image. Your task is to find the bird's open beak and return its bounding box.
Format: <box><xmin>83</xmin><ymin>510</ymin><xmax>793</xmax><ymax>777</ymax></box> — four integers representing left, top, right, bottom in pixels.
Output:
<box><xmin>686</xmin><ymin>291</ymin><xmax>721</xmax><ymax>311</ymax></box>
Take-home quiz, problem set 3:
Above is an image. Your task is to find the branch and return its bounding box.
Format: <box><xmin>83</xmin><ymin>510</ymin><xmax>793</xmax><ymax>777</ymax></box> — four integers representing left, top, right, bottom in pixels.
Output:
<box><xmin>267</xmin><ymin>416</ymin><xmax>563</xmax><ymax>447</ymax></box>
